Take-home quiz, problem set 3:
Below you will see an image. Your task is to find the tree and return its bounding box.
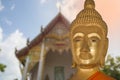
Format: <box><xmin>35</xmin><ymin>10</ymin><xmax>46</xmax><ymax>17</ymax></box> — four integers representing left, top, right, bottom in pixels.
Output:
<box><xmin>102</xmin><ymin>55</ymin><xmax>120</xmax><ymax>80</ymax></box>
<box><xmin>0</xmin><ymin>63</ymin><xmax>6</xmax><ymax>72</ymax></box>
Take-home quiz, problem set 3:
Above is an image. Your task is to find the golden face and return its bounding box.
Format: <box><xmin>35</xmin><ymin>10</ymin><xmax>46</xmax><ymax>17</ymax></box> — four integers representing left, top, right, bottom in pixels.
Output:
<box><xmin>71</xmin><ymin>26</ymin><xmax>108</xmax><ymax>68</ymax></box>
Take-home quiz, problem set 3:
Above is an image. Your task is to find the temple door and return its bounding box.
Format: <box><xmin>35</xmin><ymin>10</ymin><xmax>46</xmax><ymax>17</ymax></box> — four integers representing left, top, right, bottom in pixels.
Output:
<box><xmin>55</xmin><ymin>66</ymin><xmax>65</xmax><ymax>80</ymax></box>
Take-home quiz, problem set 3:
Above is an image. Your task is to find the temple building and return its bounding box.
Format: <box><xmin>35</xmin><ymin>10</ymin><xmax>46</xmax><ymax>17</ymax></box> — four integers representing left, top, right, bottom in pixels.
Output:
<box><xmin>15</xmin><ymin>12</ymin><xmax>74</xmax><ymax>80</ymax></box>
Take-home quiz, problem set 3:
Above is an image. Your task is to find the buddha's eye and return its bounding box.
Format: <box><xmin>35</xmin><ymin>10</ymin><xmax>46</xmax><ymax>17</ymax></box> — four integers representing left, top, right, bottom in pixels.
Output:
<box><xmin>75</xmin><ymin>39</ymin><xmax>81</xmax><ymax>42</ymax></box>
<box><xmin>74</xmin><ymin>37</ymin><xmax>83</xmax><ymax>42</ymax></box>
<box><xmin>92</xmin><ymin>39</ymin><xmax>97</xmax><ymax>42</ymax></box>
<box><xmin>90</xmin><ymin>37</ymin><xmax>100</xmax><ymax>43</ymax></box>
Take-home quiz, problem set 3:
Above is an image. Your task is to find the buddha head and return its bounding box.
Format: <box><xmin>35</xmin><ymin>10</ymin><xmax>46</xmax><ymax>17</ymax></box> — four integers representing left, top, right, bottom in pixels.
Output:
<box><xmin>70</xmin><ymin>0</ymin><xmax>108</xmax><ymax>69</ymax></box>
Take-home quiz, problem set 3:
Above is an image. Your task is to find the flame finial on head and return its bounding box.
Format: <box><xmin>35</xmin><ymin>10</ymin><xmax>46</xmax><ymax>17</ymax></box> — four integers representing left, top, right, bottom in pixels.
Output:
<box><xmin>84</xmin><ymin>0</ymin><xmax>95</xmax><ymax>9</ymax></box>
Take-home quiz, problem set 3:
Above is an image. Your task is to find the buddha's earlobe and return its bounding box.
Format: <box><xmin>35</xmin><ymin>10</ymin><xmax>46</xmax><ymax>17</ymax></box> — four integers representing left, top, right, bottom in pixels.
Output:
<box><xmin>100</xmin><ymin>38</ymin><xmax>108</xmax><ymax>67</ymax></box>
<box><xmin>100</xmin><ymin>57</ymin><xmax>105</xmax><ymax>67</ymax></box>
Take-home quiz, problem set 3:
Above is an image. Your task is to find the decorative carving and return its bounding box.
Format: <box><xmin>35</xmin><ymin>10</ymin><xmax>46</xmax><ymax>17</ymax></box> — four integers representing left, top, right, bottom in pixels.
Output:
<box><xmin>45</xmin><ymin>22</ymin><xmax>70</xmax><ymax>53</ymax></box>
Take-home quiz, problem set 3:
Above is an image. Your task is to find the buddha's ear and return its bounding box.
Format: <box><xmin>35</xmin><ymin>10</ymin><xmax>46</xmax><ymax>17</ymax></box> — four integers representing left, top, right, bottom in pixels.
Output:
<box><xmin>100</xmin><ymin>38</ymin><xmax>108</xmax><ymax>67</ymax></box>
<box><xmin>103</xmin><ymin>38</ymin><xmax>108</xmax><ymax>57</ymax></box>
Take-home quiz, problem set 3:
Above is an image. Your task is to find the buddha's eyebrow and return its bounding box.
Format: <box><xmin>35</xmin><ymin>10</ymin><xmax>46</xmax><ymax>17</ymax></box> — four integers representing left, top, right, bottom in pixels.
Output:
<box><xmin>88</xmin><ymin>33</ymin><xmax>101</xmax><ymax>39</ymax></box>
<box><xmin>73</xmin><ymin>33</ymin><xmax>84</xmax><ymax>38</ymax></box>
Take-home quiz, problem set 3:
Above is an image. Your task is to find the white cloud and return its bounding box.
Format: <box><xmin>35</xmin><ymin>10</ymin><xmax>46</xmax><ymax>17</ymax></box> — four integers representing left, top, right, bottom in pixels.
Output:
<box><xmin>0</xmin><ymin>27</ymin><xmax>3</xmax><ymax>42</ymax></box>
<box><xmin>40</xmin><ymin>0</ymin><xmax>47</xmax><ymax>4</ymax></box>
<box><xmin>0</xmin><ymin>0</ymin><xmax>4</xmax><ymax>11</ymax></box>
<box><xmin>4</xmin><ymin>18</ymin><xmax>13</xmax><ymax>26</ymax></box>
<box><xmin>0</xmin><ymin>28</ymin><xmax>26</xmax><ymax>80</ymax></box>
<box><xmin>58</xmin><ymin>0</ymin><xmax>83</xmax><ymax>21</ymax></box>
<box><xmin>10</xmin><ymin>4</ymin><xmax>15</xmax><ymax>11</ymax></box>
<box><xmin>56</xmin><ymin>1</ymin><xmax>61</xmax><ymax>10</ymax></box>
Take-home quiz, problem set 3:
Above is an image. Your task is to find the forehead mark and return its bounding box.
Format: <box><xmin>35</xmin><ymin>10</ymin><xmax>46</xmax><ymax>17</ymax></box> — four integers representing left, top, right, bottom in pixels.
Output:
<box><xmin>88</xmin><ymin>33</ymin><xmax>101</xmax><ymax>39</ymax></box>
<box><xmin>73</xmin><ymin>33</ymin><xmax>84</xmax><ymax>38</ymax></box>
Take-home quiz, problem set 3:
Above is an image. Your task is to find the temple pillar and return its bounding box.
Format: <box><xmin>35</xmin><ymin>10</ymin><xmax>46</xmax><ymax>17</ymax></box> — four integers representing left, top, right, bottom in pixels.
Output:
<box><xmin>22</xmin><ymin>56</ymin><xmax>30</xmax><ymax>80</ymax></box>
<box><xmin>37</xmin><ymin>41</ymin><xmax>46</xmax><ymax>80</ymax></box>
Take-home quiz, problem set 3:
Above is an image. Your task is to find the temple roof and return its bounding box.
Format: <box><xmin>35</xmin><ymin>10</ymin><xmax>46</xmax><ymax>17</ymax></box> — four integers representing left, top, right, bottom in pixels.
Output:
<box><xmin>15</xmin><ymin>12</ymin><xmax>70</xmax><ymax>59</ymax></box>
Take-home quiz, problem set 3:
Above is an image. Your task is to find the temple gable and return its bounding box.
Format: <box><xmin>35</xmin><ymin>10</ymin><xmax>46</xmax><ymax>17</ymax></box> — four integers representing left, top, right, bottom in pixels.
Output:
<box><xmin>16</xmin><ymin>12</ymin><xmax>71</xmax><ymax>79</ymax></box>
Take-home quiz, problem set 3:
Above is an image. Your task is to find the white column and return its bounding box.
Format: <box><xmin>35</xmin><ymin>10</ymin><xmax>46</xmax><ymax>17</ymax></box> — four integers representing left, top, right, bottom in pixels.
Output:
<box><xmin>27</xmin><ymin>73</ymin><xmax>32</xmax><ymax>80</ymax></box>
<box><xmin>22</xmin><ymin>56</ymin><xmax>30</xmax><ymax>80</ymax></box>
<box><xmin>37</xmin><ymin>41</ymin><xmax>45</xmax><ymax>80</ymax></box>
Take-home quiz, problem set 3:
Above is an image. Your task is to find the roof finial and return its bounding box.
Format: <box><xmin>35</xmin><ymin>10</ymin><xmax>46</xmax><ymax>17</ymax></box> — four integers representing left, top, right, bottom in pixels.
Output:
<box><xmin>15</xmin><ymin>47</ymin><xmax>18</xmax><ymax>54</ymax></box>
<box><xmin>27</xmin><ymin>38</ymin><xmax>30</xmax><ymax>46</ymax></box>
<box><xmin>59</xmin><ymin>5</ymin><xmax>61</xmax><ymax>12</ymax></box>
<box><xmin>40</xmin><ymin>25</ymin><xmax>44</xmax><ymax>33</ymax></box>
<box><xmin>56</xmin><ymin>0</ymin><xmax>61</xmax><ymax>12</ymax></box>
<box><xmin>84</xmin><ymin>0</ymin><xmax>95</xmax><ymax>9</ymax></box>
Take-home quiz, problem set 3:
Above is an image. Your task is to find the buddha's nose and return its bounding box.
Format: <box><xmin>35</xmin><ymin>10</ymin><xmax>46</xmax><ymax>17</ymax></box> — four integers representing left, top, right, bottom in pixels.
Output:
<box><xmin>81</xmin><ymin>40</ymin><xmax>90</xmax><ymax>52</ymax></box>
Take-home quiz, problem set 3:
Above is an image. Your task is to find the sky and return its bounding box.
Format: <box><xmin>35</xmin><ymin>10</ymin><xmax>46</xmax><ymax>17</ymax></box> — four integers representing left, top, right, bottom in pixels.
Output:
<box><xmin>0</xmin><ymin>0</ymin><xmax>120</xmax><ymax>80</ymax></box>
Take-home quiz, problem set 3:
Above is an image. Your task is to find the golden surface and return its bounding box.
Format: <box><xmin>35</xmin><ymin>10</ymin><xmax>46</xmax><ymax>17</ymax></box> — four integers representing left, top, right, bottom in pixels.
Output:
<box><xmin>69</xmin><ymin>0</ymin><xmax>114</xmax><ymax>80</ymax></box>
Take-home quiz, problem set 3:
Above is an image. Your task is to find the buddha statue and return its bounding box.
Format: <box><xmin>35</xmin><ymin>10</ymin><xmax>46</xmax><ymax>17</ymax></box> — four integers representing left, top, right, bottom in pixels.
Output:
<box><xmin>69</xmin><ymin>0</ymin><xmax>115</xmax><ymax>80</ymax></box>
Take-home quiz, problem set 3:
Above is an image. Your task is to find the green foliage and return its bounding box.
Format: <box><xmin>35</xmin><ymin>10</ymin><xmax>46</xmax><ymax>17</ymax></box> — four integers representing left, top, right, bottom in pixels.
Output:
<box><xmin>0</xmin><ymin>63</ymin><xmax>6</xmax><ymax>72</ymax></box>
<box><xmin>0</xmin><ymin>49</ymin><xmax>6</xmax><ymax>72</ymax></box>
<box><xmin>102</xmin><ymin>55</ymin><xmax>120</xmax><ymax>80</ymax></box>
